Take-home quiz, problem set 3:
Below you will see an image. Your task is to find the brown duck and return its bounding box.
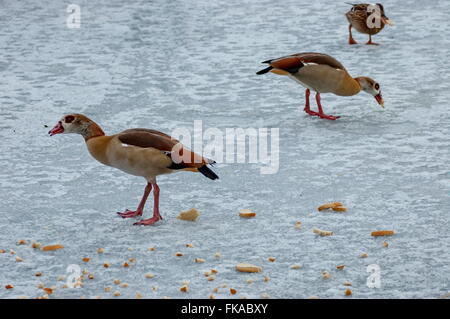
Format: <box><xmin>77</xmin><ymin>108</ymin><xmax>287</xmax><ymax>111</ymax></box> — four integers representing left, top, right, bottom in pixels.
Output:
<box><xmin>346</xmin><ymin>3</ymin><xmax>393</xmax><ymax>45</ymax></box>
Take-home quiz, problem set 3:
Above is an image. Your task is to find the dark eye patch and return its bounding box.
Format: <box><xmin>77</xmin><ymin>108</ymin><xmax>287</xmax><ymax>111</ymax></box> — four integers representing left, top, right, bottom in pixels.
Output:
<box><xmin>375</xmin><ymin>83</ymin><xmax>380</xmax><ymax>90</ymax></box>
<box><xmin>65</xmin><ymin>115</ymin><xmax>75</xmax><ymax>123</ymax></box>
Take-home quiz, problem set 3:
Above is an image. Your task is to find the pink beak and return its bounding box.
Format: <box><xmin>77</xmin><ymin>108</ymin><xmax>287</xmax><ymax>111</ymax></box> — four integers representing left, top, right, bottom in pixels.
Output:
<box><xmin>48</xmin><ymin>121</ymin><xmax>64</xmax><ymax>136</ymax></box>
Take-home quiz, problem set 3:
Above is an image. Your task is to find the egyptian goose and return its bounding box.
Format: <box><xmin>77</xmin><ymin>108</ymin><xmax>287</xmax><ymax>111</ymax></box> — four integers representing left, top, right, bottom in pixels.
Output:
<box><xmin>346</xmin><ymin>3</ymin><xmax>393</xmax><ymax>45</ymax></box>
<box><xmin>256</xmin><ymin>52</ymin><xmax>384</xmax><ymax>120</ymax></box>
<box><xmin>48</xmin><ymin>114</ymin><xmax>218</xmax><ymax>226</ymax></box>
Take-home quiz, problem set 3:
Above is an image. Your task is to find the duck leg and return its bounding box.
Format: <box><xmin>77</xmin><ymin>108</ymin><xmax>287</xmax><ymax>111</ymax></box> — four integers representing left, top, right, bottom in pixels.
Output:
<box><xmin>366</xmin><ymin>34</ymin><xmax>379</xmax><ymax>45</ymax></box>
<box><xmin>117</xmin><ymin>183</ymin><xmax>152</xmax><ymax>218</ymax></box>
<box><xmin>316</xmin><ymin>93</ymin><xmax>340</xmax><ymax>120</ymax></box>
<box><xmin>303</xmin><ymin>89</ymin><xmax>319</xmax><ymax>116</ymax></box>
<box><xmin>134</xmin><ymin>183</ymin><xmax>163</xmax><ymax>226</ymax></box>
<box><xmin>348</xmin><ymin>25</ymin><xmax>358</xmax><ymax>45</ymax></box>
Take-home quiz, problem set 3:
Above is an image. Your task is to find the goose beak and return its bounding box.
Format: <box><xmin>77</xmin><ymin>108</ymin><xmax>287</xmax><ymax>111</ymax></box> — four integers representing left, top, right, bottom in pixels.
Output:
<box><xmin>375</xmin><ymin>94</ymin><xmax>385</xmax><ymax>108</ymax></box>
<box><xmin>48</xmin><ymin>121</ymin><xmax>64</xmax><ymax>136</ymax></box>
<box><xmin>383</xmin><ymin>18</ymin><xmax>394</xmax><ymax>26</ymax></box>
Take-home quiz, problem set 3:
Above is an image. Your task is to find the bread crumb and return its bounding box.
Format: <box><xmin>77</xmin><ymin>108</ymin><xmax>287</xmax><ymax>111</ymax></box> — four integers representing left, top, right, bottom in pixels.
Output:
<box><xmin>57</xmin><ymin>275</ymin><xmax>65</xmax><ymax>281</ymax></box>
<box><xmin>5</xmin><ymin>284</ymin><xmax>13</xmax><ymax>289</ymax></box>
<box><xmin>120</xmin><ymin>283</ymin><xmax>129</xmax><ymax>288</ymax></box>
<box><xmin>113</xmin><ymin>291</ymin><xmax>121</xmax><ymax>297</ymax></box>
<box><xmin>214</xmin><ymin>252</ymin><xmax>221</xmax><ymax>258</ymax></box>
<box><xmin>135</xmin><ymin>292</ymin><xmax>143</xmax><ymax>299</ymax></box>
<box><xmin>15</xmin><ymin>256</ymin><xmax>23</xmax><ymax>262</ymax></box>
<box><xmin>194</xmin><ymin>258</ymin><xmax>205</xmax><ymax>263</ymax></box>
<box><xmin>295</xmin><ymin>221</ymin><xmax>302</xmax><ymax>229</ymax></box>
<box><xmin>180</xmin><ymin>285</ymin><xmax>189</xmax><ymax>292</ymax></box>
<box><xmin>145</xmin><ymin>273</ymin><xmax>155</xmax><ymax>279</ymax></box>
<box><xmin>104</xmin><ymin>286</ymin><xmax>112</xmax><ymax>292</ymax></box>
<box><xmin>175</xmin><ymin>252</ymin><xmax>184</xmax><ymax>257</ymax></box>
<box><xmin>103</xmin><ymin>262</ymin><xmax>111</xmax><ymax>268</ymax></box>
<box><xmin>128</xmin><ymin>258</ymin><xmax>136</xmax><ymax>263</ymax></box>
<box><xmin>263</xmin><ymin>276</ymin><xmax>270</xmax><ymax>282</ymax></box>
<box><xmin>336</xmin><ymin>265</ymin><xmax>346</xmax><ymax>270</ymax></box>
<box><xmin>148</xmin><ymin>246</ymin><xmax>156</xmax><ymax>251</ymax></box>
<box><xmin>97</xmin><ymin>248</ymin><xmax>105</xmax><ymax>254</ymax></box>
<box><xmin>260</xmin><ymin>293</ymin><xmax>270</xmax><ymax>299</ymax></box>
<box><xmin>88</xmin><ymin>274</ymin><xmax>94</xmax><ymax>280</ymax></box>
<box><xmin>123</xmin><ymin>262</ymin><xmax>129</xmax><ymax>268</ymax></box>
<box><xmin>18</xmin><ymin>240</ymin><xmax>27</xmax><ymax>245</ymax></box>
<box><xmin>31</xmin><ymin>242</ymin><xmax>41</xmax><ymax>249</ymax></box>
<box><xmin>209</xmin><ymin>294</ymin><xmax>216</xmax><ymax>299</ymax></box>
<box><xmin>43</xmin><ymin>288</ymin><xmax>53</xmax><ymax>295</ymax></box>
<box><xmin>246</xmin><ymin>279</ymin><xmax>254</xmax><ymax>284</ymax></box>
<box><xmin>290</xmin><ymin>264</ymin><xmax>302</xmax><ymax>269</ymax></box>
<box><xmin>230</xmin><ymin>288</ymin><xmax>237</xmax><ymax>295</ymax></box>
<box><xmin>322</xmin><ymin>271</ymin><xmax>331</xmax><ymax>279</ymax></box>
<box><xmin>239</xmin><ymin>209</ymin><xmax>256</xmax><ymax>218</ymax></box>
<box><xmin>82</xmin><ymin>257</ymin><xmax>90</xmax><ymax>263</ymax></box>
<box><xmin>345</xmin><ymin>289</ymin><xmax>352</xmax><ymax>296</ymax></box>
<box><xmin>210</xmin><ymin>269</ymin><xmax>218</xmax><ymax>274</ymax></box>
<box><xmin>268</xmin><ymin>257</ymin><xmax>276</xmax><ymax>262</ymax></box>
<box><xmin>113</xmin><ymin>279</ymin><xmax>121</xmax><ymax>285</ymax></box>
<box><xmin>236</xmin><ymin>263</ymin><xmax>262</xmax><ymax>273</ymax></box>
<box><xmin>307</xmin><ymin>296</ymin><xmax>319</xmax><ymax>299</ymax></box>
<box><xmin>185</xmin><ymin>243</ymin><xmax>194</xmax><ymax>248</ymax></box>
<box><xmin>35</xmin><ymin>272</ymin><xmax>43</xmax><ymax>277</ymax></box>
<box><xmin>317</xmin><ymin>202</ymin><xmax>343</xmax><ymax>211</ymax></box>
<box><xmin>41</xmin><ymin>244</ymin><xmax>64</xmax><ymax>251</ymax></box>
<box><xmin>313</xmin><ymin>228</ymin><xmax>333</xmax><ymax>236</ymax></box>
<box><xmin>207</xmin><ymin>276</ymin><xmax>215</xmax><ymax>281</ymax></box>
<box><xmin>343</xmin><ymin>281</ymin><xmax>352</xmax><ymax>286</ymax></box>
<box><xmin>204</xmin><ymin>271</ymin><xmax>211</xmax><ymax>277</ymax></box>
<box><xmin>177</xmin><ymin>208</ymin><xmax>200</xmax><ymax>221</ymax></box>
<box><xmin>0</xmin><ymin>249</ymin><xmax>5</xmax><ymax>253</ymax></box>
<box><xmin>383</xmin><ymin>241</ymin><xmax>389</xmax><ymax>248</ymax></box>
<box><xmin>371</xmin><ymin>230</ymin><xmax>395</xmax><ymax>237</ymax></box>
<box><xmin>359</xmin><ymin>253</ymin><xmax>368</xmax><ymax>258</ymax></box>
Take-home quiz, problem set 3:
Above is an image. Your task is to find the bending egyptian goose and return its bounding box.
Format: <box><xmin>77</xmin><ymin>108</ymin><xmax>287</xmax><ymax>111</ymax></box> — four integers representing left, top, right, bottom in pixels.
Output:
<box><xmin>48</xmin><ymin>114</ymin><xmax>218</xmax><ymax>226</ymax></box>
<box><xmin>345</xmin><ymin>3</ymin><xmax>393</xmax><ymax>45</ymax></box>
<box><xmin>256</xmin><ymin>52</ymin><xmax>384</xmax><ymax>120</ymax></box>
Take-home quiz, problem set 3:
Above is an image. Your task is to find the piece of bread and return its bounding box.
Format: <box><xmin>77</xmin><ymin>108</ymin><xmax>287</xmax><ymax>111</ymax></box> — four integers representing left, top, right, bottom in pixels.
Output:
<box><xmin>313</xmin><ymin>228</ymin><xmax>333</xmax><ymax>236</ymax></box>
<box><xmin>235</xmin><ymin>263</ymin><xmax>262</xmax><ymax>273</ymax></box>
<box><xmin>41</xmin><ymin>244</ymin><xmax>64</xmax><ymax>251</ymax></box>
<box><xmin>371</xmin><ymin>230</ymin><xmax>395</xmax><ymax>237</ymax></box>
<box><xmin>239</xmin><ymin>209</ymin><xmax>256</xmax><ymax>218</ymax></box>
<box><xmin>177</xmin><ymin>208</ymin><xmax>200</xmax><ymax>221</ymax></box>
<box><xmin>317</xmin><ymin>202</ymin><xmax>343</xmax><ymax>211</ymax></box>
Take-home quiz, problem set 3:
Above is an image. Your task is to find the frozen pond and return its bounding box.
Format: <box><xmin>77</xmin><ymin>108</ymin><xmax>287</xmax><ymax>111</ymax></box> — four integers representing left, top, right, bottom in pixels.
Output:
<box><xmin>0</xmin><ymin>0</ymin><xmax>449</xmax><ymax>298</ymax></box>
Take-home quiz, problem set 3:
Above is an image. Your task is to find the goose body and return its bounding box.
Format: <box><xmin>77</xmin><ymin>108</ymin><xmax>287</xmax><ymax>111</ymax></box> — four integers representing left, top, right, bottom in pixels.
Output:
<box><xmin>256</xmin><ymin>52</ymin><xmax>384</xmax><ymax>120</ymax></box>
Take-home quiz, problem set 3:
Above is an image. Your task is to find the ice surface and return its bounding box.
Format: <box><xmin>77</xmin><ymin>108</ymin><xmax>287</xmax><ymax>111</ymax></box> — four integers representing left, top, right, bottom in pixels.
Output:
<box><xmin>0</xmin><ymin>0</ymin><xmax>449</xmax><ymax>299</ymax></box>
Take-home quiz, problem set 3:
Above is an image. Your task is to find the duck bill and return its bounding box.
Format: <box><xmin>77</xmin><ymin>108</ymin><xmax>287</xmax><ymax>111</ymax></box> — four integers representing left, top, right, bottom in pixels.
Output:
<box><xmin>382</xmin><ymin>17</ymin><xmax>394</xmax><ymax>26</ymax></box>
<box><xmin>375</xmin><ymin>94</ymin><xmax>385</xmax><ymax>108</ymax></box>
<box><xmin>48</xmin><ymin>121</ymin><xmax>64</xmax><ymax>136</ymax></box>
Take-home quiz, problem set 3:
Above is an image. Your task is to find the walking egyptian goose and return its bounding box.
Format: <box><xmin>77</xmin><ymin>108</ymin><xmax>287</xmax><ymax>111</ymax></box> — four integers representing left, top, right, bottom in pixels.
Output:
<box><xmin>48</xmin><ymin>114</ymin><xmax>218</xmax><ymax>226</ymax></box>
<box><xmin>256</xmin><ymin>52</ymin><xmax>384</xmax><ymax>120</ymax></box>
<box><xmin>345</xmin><ymin>3</ymin><xmax>393</xmax><ymax>45</ymax></box>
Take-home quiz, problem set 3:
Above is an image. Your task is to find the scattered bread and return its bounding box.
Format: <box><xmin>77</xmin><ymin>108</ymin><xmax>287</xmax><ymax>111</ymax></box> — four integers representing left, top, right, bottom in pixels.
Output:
<box><xmin>263</xmin><ymin>276</ymin><xmax>270</xmax><ymax>282</ymax></box>
<box><xmin>239</xmin><ymin>209</ymin><xmax>256</xmax><ymax>218</ymax></box>
<box><xmin>317</xmin><ymin>202</ymin><xmax>343</xmax><ymax>211</ymax></box>
<box><xmin>313</xmin><ymin>228</ymin><xmax>333</xmax><ymax>236</ymax></box>
<box><xmin>35</xmin><ymin>272</ymin><xmax>43</xmax><ymax>277</ymax></box>
<box><xmin>82</xmin><ymin>258</ymin><xmax>90</xmax><ymax>263</ymax></box>
<box><xmin>268</xmin><ymin>257</ymin><xmax>276</xmax><ymax>262</ymax></box>
<box><xmin>57</xmin><ymin>275</ymin><xmax>65</xmax><ymax>281</ymax></box>
<box><xmin>290</xmin><ymin>264</ymin><xmax>302</xmax><ymax>269</ymax></box>
<box><xmin>383</xmin><ymin>241</ymin><xmax>389</xmax><ymax>248</ymax></box>
<box><xmin>88</xmin><ymin>274</ymin><xmax>94</xmax><ymax>280</ymax></box>
<box><xmin>209</xmin><ymin>294</ymin><xmax>216</xmax><ymax>299</ymax></box>
<box><xmin>113</xmin><ymin>279</ymin><xmax>121</xmax><ymax>285</ymax></box>
<box><xmin>185</xmin><ymin>243</ymin><xmax>194</xmax><ymax>248</ymax></box>
<box><xmin>294</xmin><ymin>221</ymin><xmax>302</xmax><ymax>229</ymax></box>
<box><xmin>175</xmin><ymin>252</ymin><xmax>184</xmax><ymax>257</ymax></box>
<box><xmin>145</xmin><ymin>273</ymin><xmax>155</xmax><ymax>279</ymax></box>
<box><xmin>207</xmin><ymin>276</ymin><xmax>215</xmax><ymax>281</ymax></box>
<box><xmin>345</xmin><ymin>289</ymin><xmax>352</xmax><ymax>296</ymax></box>
<box><xmin>120</xmin><ymin>283</ymin><xmax>129</xmax><ymax>288</ymax></box>
<box><xmin>113</xmin><ymin>291</ymin><xmax>121</xmax><ymax>297</ymax></box>
<box><xmin>15</xmin><ymin>256</ymin><xmax>23</xmax><ymax>262</ymax></box>
<box><xmin>0</xmin><ymin>249</ymin><xmax>5</xmax><ymax>253</ymax></box>
<box><xmin>31</xmin><ymin>242</ymin><xmax>41</xmax><ymax>249</ymax></box>
<box><xmin>336</xmin><ymin>265</ymin><xmax>345</xmax><ymax>270</ymax></box>
<box><xmin>135</xmin><ymin>293</ymin><xmax>143</xmax><ymax>299</ymax></box>
<box><xmin>97</xmin><ymin>248</ymin><xmax>105</xmax><ymax>254</ymax></box>
<box><xmin>5</xmin><ymin>284</ymin><xmax>13</xmax><ymax>289</ymax></box>
<box><xmin>210</xmin><ymin>269</ymin><xmax>218</xmax><ymax>274</ymax></box>
<box><xmin>123</xmin><ymin>262</ymin><xmax>129</xmax><ymax>268</ymax></box>
<box><xmin>103</xmin><ymin>263</ymin><xmax>111</xmax><ymax>268</ymax></box>
<box><xmin>104</xmin><ymin>286</ymin><xmax>112</xmax><ymax>292</ymax></box>
<box><xmin>359</xmin><ymin>253</ymin><xmax>368</xmax><ymax>258</ymax></box>
<box><xmin>148</xmin><ymin>246</ymin><xmax>156</xmax><ymax>251</ymax></box>
<box><xmin>177</xmin><ymin>208</ymin><xmax>200</xmax><ymax>221</ymax></box>
<box><xmin>214</xmin><ymin>252</ymin><xmax>221</xmax><ymax>258</ymax></box>
<box><xmin>371</xmin><ymin>230</ymin><xmax>395</xmax><ymax>237</ymax></box>
<box><xmin>236</xmin><ymin>263</ymin><xmax>262</xmax><ymax>273</ymax></box>
<box><xmin>18</xmin><ymin>240</ymin><xmax>27</xmax><ymax>245</ymax></box>
<box><xmin>194</xmin><ymin>258</ymin><xmax>205</xmax><ymax>263</ymax></box>
<box><xmin>41</xmin><ymin>244</ymin><xmax>64</xmax><ymax>251</ymax></box>
<box><xmin>230</xmin><ymin>288</ymin><xmax>237</xmax><ymax>295</ymax></box>
<box><xmin>343</xmin><ymin>281</ymin><xmax>352</xmax><ymax>286</ymax></box>
<box><xmin>332</xmin><ymin>207</ymin><xmax>347</xmax><ymax>212</ymax></box>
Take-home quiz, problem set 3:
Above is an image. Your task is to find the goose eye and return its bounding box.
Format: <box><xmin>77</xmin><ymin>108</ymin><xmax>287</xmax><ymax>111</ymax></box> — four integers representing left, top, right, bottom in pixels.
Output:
<box><xmin>65</xmin><ymin>115</ymin><xmax>75</xmax><ymax>123</ymax></box>
<box><xmin>374</xmin><ymin>83</ymin><xmax>380</xmax><ymax>90</ymax></box>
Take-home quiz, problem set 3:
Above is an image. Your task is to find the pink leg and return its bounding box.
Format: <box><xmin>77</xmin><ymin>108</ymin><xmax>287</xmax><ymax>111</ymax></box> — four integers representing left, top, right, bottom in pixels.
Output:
<box><xmin>117</xmin><ymin>183</ymin><xmax>152</xmax><ymax>218</ymax></box>
<box><xmin>134</xmin><ymin>183</ymin><xmax>162</xmax><ymax>226</ymax></box>
<box><xmin>303</xmin><ymin>89</ymin><xmax>319</xmax><ymax>116</ymax></box>
<box><xmin>348</xmin><ymin>25</ymin><xmax>358</xmax><ymax>45</ymax></box>
<box><xmin>366</xmin><ymin>34</ymin><xmax>379</xmax><ymax>45</ymax></box>
<box><xmin>316</xmin><ymin>93</ymin><xmax>340</xmax><ymax>120</ymax></box>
